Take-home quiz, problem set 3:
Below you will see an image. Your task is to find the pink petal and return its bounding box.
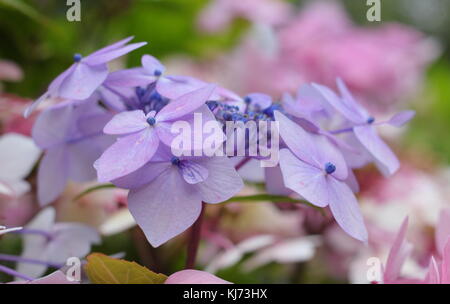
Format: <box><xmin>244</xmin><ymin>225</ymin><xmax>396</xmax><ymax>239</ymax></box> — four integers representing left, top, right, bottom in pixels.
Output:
<box><xmin>165</xmin><ymin>270</ymin><xmax>231</xmax><ymax>284</ymax></box>
<box><xmin>442</xmin><ymin>238</ymin><xmax>450</xmax><ymax>284</ymax></box>
<box><xmin>384</xmin><ymin>218</ymin><xmax>412</xmax><ymax>283</ymax></box>
<box><xmin>424</xmin><ymin>257</ymin><xmax>440</xmax><ymax>284</ymax></box>
<box><xmin>436</xmin><ymin>209</ymin><xmax>450</xmax><ymax>257</ymax></box>
<box><xmin>128</xmin><ymin>167</ymin><xmax>202</xmax><ymax>247</ymax></box>
<box><xmin>103</xmin><ymin>110</ymin><xmax>147</xmax><ymax>135</ymax></box>
<box><xmin>94</xmin><ymin>128</ymin><xmax>159</xmax><ymax>182</ymax></box>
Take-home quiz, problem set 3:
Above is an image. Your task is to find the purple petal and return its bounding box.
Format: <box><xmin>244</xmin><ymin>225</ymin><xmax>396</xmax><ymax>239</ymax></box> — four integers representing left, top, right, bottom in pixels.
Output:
<box><xmin>326</xmin><ymin>176</ymin><xmax>368</xmax><ymax>243</ymax></box>
<box><xmin>67</xmin><ymin>138</ymin><xmax>106</xmax><ymax>182</ymax></box>
<box><xmin>105</xmin><ymin>68</ymin><xmax>156</xmax><ymax>87</ymax></box>
<box><xmin>112</xmin><ymin>161</ymin><xmax>171</xmax><ymax>189</ymax></box>
<box><xmin>156</xmin><ymin>84</ymin><xmax>216</xmax><ymax>122</ymax></box>
<box><xmin>84</xmin><ymin>42</ymin><xmax>147</xmax><ymax>66</ymax></box>
<box><xmin>264</xmin><ymin>166</ymin><xmax>292</xmax><ymax>196</ymax></box>
<box><xmin>336</xmin><ymin>78</ymin><xmax>370</xmax><ymax>120</ymax></box>
<box><xmin>32</xmin><ymin>103</ymin><xmax>74</xmax><ymax>148</ymax></box>
<box><xmin>37</xmin><ymin>146</ymin><xmax>68</xmax><ymax>206</ymax></box>
<box><xmin>156</xmin><ymin>76</ymin><xmax>212</xmax><ymax>100</ymax></box>
<box><xmin>386</xmin><ymin>110</ymin><xmax>416</xmax><ymax>127</ymax></box>
<box><xmin>312</xmin><ymin>82</ymin><xmax>365</xmax><ymax>124</ymax></box>
<box><xmin>58</xmin><ymin>63</ymin><xmax>109</xmax><ymax>100</ymax></box>
<box><xmin>88</xmin><ymin>36</ymin><xmax>135</xmax><ymax>58</ymax></box>
<box><xmin>278</xmin><ymin>149</ymin><xmax>329</xmax><ymax>208</ymax></box>
<box><xmin>94</xmin><ymin>128</ymin><xmax>159</xmax><ymax>182</ymax></box>
<box><xmin>128</xmin><ymin>167</ymin><xmax>202</xmax><ymax>247</ymax></box>
<box><xmin>103</xmin><ymin>110</ymin><xmax>147</xmax><ymax>135</ymax></box>
<box><xmin>354</xmin><ymin>125</ymin><xmax>399</xmax><ymax>176</ymax></box>
<box><xmin>165</xmin><ymin>270</ymin><xmax>231</xmax><ymax>284</ymax></box>
<box><xmin>141</xmin><ymin>55</ymin><xmax>166</xmax><ymax>75</ymax></box>
<box><xmin>194</xmin><ymin>156</ymin><xmax>244</xmax><ymax>203</ymax></box>
<box><xmin>246</xmin><ymin>93</ymin><xmax>272</xmax><ymax>109</ymax></box>
<box><xmin>180</xmin><ymin>161</ymin><xmax>209</xmax><ymax>184</ymax></box>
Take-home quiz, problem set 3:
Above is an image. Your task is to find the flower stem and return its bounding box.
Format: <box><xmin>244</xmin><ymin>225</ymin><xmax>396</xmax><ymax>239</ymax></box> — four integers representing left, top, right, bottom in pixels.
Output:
<box><xmin>0</xmin><ymin>264</ymin><xmax>34</xmax><ymax>281</ymax></box>
<box><xmin>185</xmin><ymin>202</ymin><xmax>205</xmax><ymax>269</ymax></box>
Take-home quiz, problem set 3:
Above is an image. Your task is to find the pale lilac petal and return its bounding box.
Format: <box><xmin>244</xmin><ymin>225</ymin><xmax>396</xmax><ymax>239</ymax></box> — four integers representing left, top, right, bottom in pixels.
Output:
<box><xmin>32</xmin><ymin>103</ymin><xmax>74</xmax><ymax>148</ymax></box>
<box><xmin>88</xmin><ymin>36</ymin><xmax>134</xmax><ymax>58</ymax></box>
<box><xmin>278</xmin><ymin>149</ymin><xmax>329</xmax><ymax>208</ymax></box>
<box><xmin>128</xmin><ymin>167</ymin><xmax>202</xmax><ymax>247</ymax></box>
<box><xmin>165</xmin><ymin>270</ymin><xmax>231</xmax><ymax>284</ymax></box>
<box><xmin>424</xmin><ymin>257</ymin><xmax>440</xmax><ymax>284</ymax></box>
<box><xmin>66</xmin><ymin>139</ymin><xmax>104</xmax><ymax>182</ymax></box>
<box><xmin>436</xmin><ymin>209</ymin><xmax>450</xmax><ymax>257</ymax></box>
<box><xmin>58</xmin><ymin>63</ymin><xmax>109</xmax><ymax>100</ymax></box>
<box><xmin>345</xmin><ymin>169</ymin><xmax>360</xmax><ymax>193</ymax></box>
<box><xmin>94</xmin><ymin>128</ymin><xmax>159</xmax><ymax>182</ymax></box>
<box><xmin>264</xmin><ymin>166</ymin><xmax>292</xmax><ymax>196</ymax></box>
<box><xmin>84</xmin><ymin>42</ymin><xmax>147</xmax><ymax>66</ymax></box>
<box><xmin>103</xmin><ymin>110</ymin><xmax>147</xmax><ymax>135</ymax></box>
<box><xmin>37</xmin><ymin>146</ymin><xmax>68</xmax><ymax>206</ymax></box>
<box><xmin>26</xmin><ymin>271</ymin><xmax>79</xmax><ymax>284</ymax></box>
<box><xmin>313</xmin><ymin>82</ymin><xmax>365</xmax><ymax>124</ymax></box>
<box><xmin>326</xmin><ymin>176</ymin><xmax>368</xmax><ymax>243</ymax></box>
<box><xmin>442</xmin><ymin>238</ymin><xmax>450</xmax><ymax>284</ymax></box>
<box><xmin>246</xmin><ymin>93</ymin><xmax>272</xmax><ymax>109</ymax></box>
<box><xmin>156</xmin><ymin>84</ymin><xmax>216</xmax><ymax>122</ymax></box>
<box><xmin>156</xmin><ymin>75</ymin><xmax>208</xmax><ymax>100</ymax></box>
<box><xmin>112</xmin><ymin>161</ymin><xmax>171</xmax><ymax>189</ymax></box>
<box><xmin>24</xmin><ymin>92</ymin><xmax>50</xmax><ymax>118</ymax></box>
<box><xmin>384</xmin><ymin>218</ymin><xmax>412</xmax><ymax>283</ymax></box>
<box><xmin>141</xmin><ymin>54</ymin><xmax>166</xmax><ymax>75</ymax></box>
<box><xmin>180</xmin><ymin>161</ymin><xmax>209</xmax><ymax>184</ymax></box>
<box><xmin>194</xmin><ymin>157</ymin><xmax>244</xmax><ymax>204</ymax></box>
<box><xmin>354</xmin><ymin>125</ymin><xmax>399</xmax><ymax>176</ymax></box>
<box><xmin>386</xmin><ymin>110</ymin><xmax>416</xmax><ymax>127</ymax></box>
<box><xmin>274</xmin><ymin>111</ymin><xmax>320</xmax><ymax>168</ymax></box>
<box><xmin>105</xmin><ymin>68</ymin><xmax>155</xmax><ymax>87</ymax></box>
<box><xmin>336</xmin><ymin>78</ymin><xmax>370</xmax><ymax>120</ymax></box>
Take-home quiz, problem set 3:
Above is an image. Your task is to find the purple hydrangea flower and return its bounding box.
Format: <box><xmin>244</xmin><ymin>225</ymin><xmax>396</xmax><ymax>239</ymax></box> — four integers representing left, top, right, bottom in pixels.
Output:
<box><xmin>32</xmin><ymin>98</ymin><xmax>114</xmax><ymax>205</ymax></box>
<box><xmin>24</xmin><ymin>37</ymin><xmax>146</xmax><ymax>117</ymax></box>
<box><xmin>111</xmin><ymin>147</ymin><xmax>243</xmax><ymax>247</ymax></box>
<box><xmin>313</xmin><ymin>78</ymin><xmax>415</xmax><ymax>176</ymax></box>
<box><xmin>94</xmin><ymin>84</ymin><xmax>220</xmax><ymax>182</ymax></box>
<box><xmin>275</xmin><ymin>111</ymin><xmax>368</xmax><ymax>242</ymax></box>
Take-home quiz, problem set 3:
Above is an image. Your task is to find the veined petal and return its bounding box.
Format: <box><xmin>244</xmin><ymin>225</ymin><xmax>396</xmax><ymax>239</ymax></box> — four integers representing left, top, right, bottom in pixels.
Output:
<box><xmin>180</xmin><ymin>161</ymin><xmax>209</xmax><ymax>184</ymax></box>
<box><xmin>58</xmin><ymin>63</ymin><xmax>109</xmax><ymax>100</ymax></box>
<box><xmin>94</xmin><ymin>128</ymin><xmax>159</xmax><ymax>182</ymax></box>
<box><xmin>278</xmin><ymin>149</ymin><xmax>329</xmax><ymax>208</ymax></box>
<box><xmin>194</xmin><ymin>156</ymin><xmax>244</xmax><ymax>203</ymax></box>
<box><xmin>84</xmin><ymin>42</ymin><xmax>147</xmax><ymax>66</ymax></box>
<box><xmin>128</xmin><ymin>167</ymin><xmax>202</xmax><ymax>247</ymax></box>
<box><xmin>354</xmin><ymin>125</ymin><xmax>399</xmax><ymax>176</ymax></box>
<box><xmin>156</xmin><ymin>84</ymin><xmax>216</xmax><ymax>122</ymax></box>
<box><xmin>103</xmin><ymin>110</ymin><xmax>147</xmax><ymax>135</ymax></box>
<box><xmin>326</xmin><ymin>176</ymin><xmax>368</xmax><ymax>243</ymax></box>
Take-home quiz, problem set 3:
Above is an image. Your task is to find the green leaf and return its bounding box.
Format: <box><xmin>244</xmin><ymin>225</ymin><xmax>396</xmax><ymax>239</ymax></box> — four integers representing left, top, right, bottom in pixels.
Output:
<box><xmin>224</xmin><ymin>194</ymin><xmax>324</xmax><ymax>214</ymax></box>
<box><xmin>85</xmin><ymin>253</ymin><xmax>168</xmax><ymax>284</ymax></box>
<box><xmin>73</xmin><ymin>183</ymin><xmax>116</xmax><ymax>201</ymax></box>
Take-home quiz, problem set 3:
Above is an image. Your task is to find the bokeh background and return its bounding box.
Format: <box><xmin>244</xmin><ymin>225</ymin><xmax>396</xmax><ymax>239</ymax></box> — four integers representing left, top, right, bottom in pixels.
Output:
<box><xmin>1</xmin><ymin>0</ymin><xmax>450</xmax><ymax>283</ymax></box>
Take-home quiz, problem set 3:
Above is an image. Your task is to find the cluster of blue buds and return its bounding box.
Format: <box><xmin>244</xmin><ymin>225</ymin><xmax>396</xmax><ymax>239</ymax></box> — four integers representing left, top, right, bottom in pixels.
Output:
<box><xmin>134</xmin><ymin>85</ymin><xmax>169</xmax><ymax>114</ymax></box>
